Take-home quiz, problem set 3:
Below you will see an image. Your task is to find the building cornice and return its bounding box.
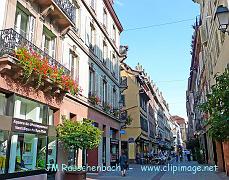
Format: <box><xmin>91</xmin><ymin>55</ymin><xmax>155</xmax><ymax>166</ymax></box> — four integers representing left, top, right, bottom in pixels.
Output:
<box><xmin>103</xmin><ymin>0</ymin><xmax>123</xmax><ymax>32</ymax></box>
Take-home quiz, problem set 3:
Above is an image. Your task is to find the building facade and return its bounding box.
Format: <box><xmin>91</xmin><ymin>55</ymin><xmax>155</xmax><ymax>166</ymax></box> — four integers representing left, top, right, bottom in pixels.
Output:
<box><xmin>0</xmin><ymin>0</ymin><xmax>127</xmax><ymax>179</ymax></box>
<box><xmin>187</xmin><ymin>0</ymin><xmax>229</xmax><ymax>176</ymax></box>
<box><xmin>171</xmin><ymin>116</ymin><xmax>187</xmax><ymax>148</ymax></box>
<box><xmin>120</xmin><ymin>63</ymin><xmax>172</xmax><ymax>162</ymax></box>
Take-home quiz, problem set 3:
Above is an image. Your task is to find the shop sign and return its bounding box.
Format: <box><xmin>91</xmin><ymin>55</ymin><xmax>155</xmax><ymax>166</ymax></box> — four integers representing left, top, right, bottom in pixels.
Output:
<box><xmin>110</xmin><ymin>138</ymin><xmax>119</xmax><ymax>145</ymax></box>
<box><xmin>12</xmin><ymin>118</ymin><xmax>48</xmax><ymax>135</ymax></box>
<box><xmin>128</xmin><ymin>137</ymin><xmax>135</xmax><ymax>143</ymax></box>
<box><xmin>120</xmin><ymin>130</ymin><xmax>126</xmax><ymax>134</ymax></box>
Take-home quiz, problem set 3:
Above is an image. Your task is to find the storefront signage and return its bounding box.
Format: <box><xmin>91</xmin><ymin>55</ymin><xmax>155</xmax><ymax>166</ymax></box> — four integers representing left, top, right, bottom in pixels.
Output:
<box><xmin>120</xmin><ymin>130</ymin><xmax>126</xmax><ymax>134</ymax></box>
<box><xmin>110</xmin><ymin>138</ymin><xmax>119</xmax><ymax>145</ymax></box>
<box><xmin>11</xmin><ymin>118</ymin><xmax>48</xmax><ymax>135</ymax></box>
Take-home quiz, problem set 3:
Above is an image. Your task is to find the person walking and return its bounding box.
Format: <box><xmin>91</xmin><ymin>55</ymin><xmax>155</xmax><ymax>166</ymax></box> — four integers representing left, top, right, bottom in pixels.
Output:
<box><xmin>186</xmin><ymin>150</ymin><xmax>191</xmax><ymax>161</ymax></box>
<box><xmin>119</xmin><ymin>151</ymin><xmax>128</xmax><ymax>176</ymax></box>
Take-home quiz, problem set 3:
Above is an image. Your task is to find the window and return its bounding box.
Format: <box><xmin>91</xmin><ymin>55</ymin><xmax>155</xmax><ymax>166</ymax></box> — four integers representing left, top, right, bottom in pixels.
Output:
<box><xmin>112</xmin><ymin>25</ymin><xmax>116</xmax><ymax>43</ymax></box>
<box><xmin>42</xmin><ymin>27</ymin><xmax>56</xmax><ymax>58</ymax></box>
<box><xmin>111</xmin><ymin>54</ymin><xmax>116</xmax><ymax>75</ymax></box>
<box><xmin>113</xmin><ymin>88</ymin><xmax>117</xmax><ymax>109</ymax></box>
<box><xmin>74</xmin><ymin>2</ymin><xmax>81</xmax><ymax>33</ymax></box>
<box><xmin>103</xmin><ymin>41</ymin><xmax>108</xmax><ymax>65</ymax></box>
<box><xmin>103</xmin><ymin>9</ymin><xmax>107</xmax><ymax>28</ymax></box>
<box><xmin>89</xmin><ymin>23</ymin><xmax>96</xmax><ymax>51</ymax></box>
<box><xmin>15</xmin><ymin>6</ymin><xmax>29</xmax><ymax>37</ymax></box>
<box><xmin>140</xmin><ymin>116</ymin><xmax>148</xmax><ymax>132</ymax></box>
<box><xmin>149</xmin><ymin>122</ymin><xmax>154</xmax><ymax>138</ymax></box>
<box><xmin>47</xmin><ymin>137</ymin><xmax>57</xmax><ymax>165</ymax></box>
<box><xmin>48</xmin><ymin>109</ymin><xmax>54</xmax><ymax>126</ymax></box>
<box><xmin>90</xmin><ymin>0</ymin><xmax>96</xmax><ymax>10</ymax></box>
<box><xmin>102</xmin><ymin>80</ymin><xmax>107</xmax><ymax>104</ymax></box>
<box><xmin>14</xmin><ymin>5</ymin><xmax>35</xmax><ymax>41</ymax></box>
<box><xmin>9</xmin><ymin>133</ymin><xmax>47</xmax><ymax>172</ymax></box>
<box><xmin>69</xmin><ymin>51</ymin><xmax>79</xmax><ymax>82</ymax></box>
<box><xmin>0</xmin><ymin>130</ymin><xmax>9</xmax><ymax>174</ymax></box>
<box><xmin>89</xmin><ymin>69</ymin><xmax>95</xmax><ymax>94</ymax></box>
<box><xmin>0</xmin><ymin>93</ymin><xmax>6</xmax><ymax>116</ymax></box>
<box><xmin>14</xmin><ymin>96</ymin><xmax>48</xmax><ymax>125</ymax></box>
<box><xmin>140</xmin><ymin>96</ymin><xmax>147</xmax><ymax>112</ymax></box>
<box><xmin>120</xmin><ymin>94</ymin><xmax>125</xmax><ymax>107</ymax></box>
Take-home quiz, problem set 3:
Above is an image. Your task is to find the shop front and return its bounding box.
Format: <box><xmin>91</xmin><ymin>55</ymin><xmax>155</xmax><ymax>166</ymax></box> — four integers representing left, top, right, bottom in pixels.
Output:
<box><xmin>110</xmin><ymin>138</ymin><xmax>119</xmax><ymax>166</ymax></box>
<box><xmin>0</xmin><ymin>93</ymin><xmax>57</xmax><ymax>180</ymax></box>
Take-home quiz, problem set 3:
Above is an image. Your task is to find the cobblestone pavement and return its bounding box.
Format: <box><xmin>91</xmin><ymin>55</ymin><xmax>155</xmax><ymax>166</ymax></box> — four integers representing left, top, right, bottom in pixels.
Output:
<box><xmin>87</xmin><ymin>161</ymin><xmax>229</xmax><ymax>180</ymax></box>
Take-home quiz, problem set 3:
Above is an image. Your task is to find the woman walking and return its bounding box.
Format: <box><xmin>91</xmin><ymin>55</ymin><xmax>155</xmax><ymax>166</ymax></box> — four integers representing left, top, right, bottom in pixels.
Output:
<box><xmin>119</xmin><ymin>151</ymin><xmax>128</xmax><ymax>176</ymax></box>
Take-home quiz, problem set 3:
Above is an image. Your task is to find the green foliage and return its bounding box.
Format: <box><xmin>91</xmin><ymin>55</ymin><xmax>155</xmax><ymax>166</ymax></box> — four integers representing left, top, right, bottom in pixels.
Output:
<box><xmin>199</xmin><ymin>67</ymin><xmax>229</xmax><ymax>141</ymax></box>
<box><xmin>125</xmin><ymin>115</ymin><xmax>133</xmax><ymax>126</ymax></box>
<box><xmin>56</xmin><ymin>118</ymin><xmax>102</xmax><ymax>150</ymax></box>
<box><xmin>186</xmin><ymin>138</ymin><xmax>200</xmax><ymax>150</ymax></box>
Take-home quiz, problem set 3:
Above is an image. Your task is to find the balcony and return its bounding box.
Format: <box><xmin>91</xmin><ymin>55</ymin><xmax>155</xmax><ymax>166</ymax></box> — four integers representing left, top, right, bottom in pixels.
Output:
<box><xmin>0</xmin><ymin>28</ymin><xmax>69</xmax><ymax>74</ymax></box>
<box><xmin>33</xmin><ymin>0</ymin><xmax>76</xmax><ymax>29</ymax></box>
<box><xmin>0</xmin><ymin>28</ymin><xmax>78</xmax><ymax>96</ymax></box>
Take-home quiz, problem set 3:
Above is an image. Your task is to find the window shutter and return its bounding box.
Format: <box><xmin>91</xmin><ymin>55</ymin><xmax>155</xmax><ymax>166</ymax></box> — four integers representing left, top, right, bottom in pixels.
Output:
<box><xmin>200</xmin><ymin>24</ymin><xmax>207</xmax><ymax>46</ymax></box>
<box><xmin>28</xmin><ymin>16</ymin><xmax>35</xmax><ymax>42</ymax></box>
<box><xmin>85</xmin><ymin>17</ymin><xmax>90</xmax><ymax>46</ymax></box>
<box><xmin>107</xmin><ymin>83</ymin><xmax>110</xmax><ymax>105</ymax></box>
<box><xmin>50</xmin><ymin>38</ymin><xmax>56</xmax><ymax>58</ymax></box>
<box><xmin>100</xmin><ymin>75</ymin><xmax>103</xmax><ymax>103</ymax></box>
<box><xmin>41</xmin><ymin>34</ymin><xmax>45</xmax><ymax>52</ymax></box>
<box><xmin>95</xmin><ymin>72</ymin><xmax>98</xmax><ymax>95</ymax></box>
<box><xmin>15</xmin><ymin>12</ymin><xmax>22</xmax><ymax>34</ymax></box>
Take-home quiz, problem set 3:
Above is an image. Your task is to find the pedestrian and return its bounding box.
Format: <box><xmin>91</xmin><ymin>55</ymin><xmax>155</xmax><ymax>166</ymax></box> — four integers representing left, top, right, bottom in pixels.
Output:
<box><xmin>186</xmin><ymin>150</ymin><xmax>191</xmax><ymax>161</ymax></box>
<box><xmin>119</xmin><ymin>151</ymin><xmax>128</xmax><ymax>176</ymax></box>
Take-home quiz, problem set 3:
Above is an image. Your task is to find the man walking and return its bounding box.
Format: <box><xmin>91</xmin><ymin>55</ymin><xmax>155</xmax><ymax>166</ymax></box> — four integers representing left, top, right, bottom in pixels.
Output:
<box><xmin>119</xmin><ymin>151</ymin><xmax>128</xmax><ymax>176</ymax></box>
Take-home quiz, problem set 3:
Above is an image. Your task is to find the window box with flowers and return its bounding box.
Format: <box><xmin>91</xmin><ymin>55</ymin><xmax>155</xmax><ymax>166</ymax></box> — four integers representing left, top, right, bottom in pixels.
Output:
<box><xmin>14</xmin><ymin>48</ymin><xmax>81</xmax><ymax>96</ymax></box>
<box><xmin>103</xmin><ymin>103</ymin><xmax>112</xmax><ymax>113</ymax></box>
<box><xmin>88</xmin><ymin>93</ymin><xmax>101</xmax><ymax>105</ymax></box>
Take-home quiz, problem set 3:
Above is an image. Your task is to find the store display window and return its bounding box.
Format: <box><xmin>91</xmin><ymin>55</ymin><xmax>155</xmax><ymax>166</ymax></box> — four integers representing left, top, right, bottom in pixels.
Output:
<box><xmin>9</xmin><ymin>133</ymin><xmax>47</xmax><ymax>173</ymax></box>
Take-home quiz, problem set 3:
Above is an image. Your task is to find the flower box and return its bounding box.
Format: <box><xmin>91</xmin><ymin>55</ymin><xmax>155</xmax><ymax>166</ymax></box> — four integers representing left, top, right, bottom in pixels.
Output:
<box><xmin>13</xmin><ymin>48</ymin><xmax>81</xmax><ymax>96</ymax></box>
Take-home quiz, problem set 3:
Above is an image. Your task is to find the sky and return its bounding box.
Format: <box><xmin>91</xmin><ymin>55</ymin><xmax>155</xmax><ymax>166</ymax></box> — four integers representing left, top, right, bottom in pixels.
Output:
<box><xmin>114</xmin><ymin>0</ymin><xmax>199</xmax><ymax>120</ymax></box>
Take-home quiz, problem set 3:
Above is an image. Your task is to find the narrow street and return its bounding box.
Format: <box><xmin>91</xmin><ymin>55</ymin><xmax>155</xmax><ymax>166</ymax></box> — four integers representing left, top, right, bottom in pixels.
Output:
<box><xmin>87</xmin><ymin>161</ymin><xmax>229</xmax><ymax>180</ymax></box>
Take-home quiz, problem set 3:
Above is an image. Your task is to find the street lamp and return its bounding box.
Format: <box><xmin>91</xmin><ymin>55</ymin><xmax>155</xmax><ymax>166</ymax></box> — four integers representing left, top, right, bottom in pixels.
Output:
<box><xmin>214</xmin><ymin>5</ymin><xmax>229</xmax><ymax>33</ymax></box>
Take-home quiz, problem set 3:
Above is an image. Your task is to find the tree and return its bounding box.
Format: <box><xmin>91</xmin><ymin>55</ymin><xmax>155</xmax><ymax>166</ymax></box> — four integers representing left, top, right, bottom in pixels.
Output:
<box><xmin>56</xmin><ymin>118</ymin><xmax>102</xmax><ymax>165</ymax></box>
<box><xmin>199</xmin><ymin>67</ymin><xmax>229</xmax><ymax>141</ymax></box>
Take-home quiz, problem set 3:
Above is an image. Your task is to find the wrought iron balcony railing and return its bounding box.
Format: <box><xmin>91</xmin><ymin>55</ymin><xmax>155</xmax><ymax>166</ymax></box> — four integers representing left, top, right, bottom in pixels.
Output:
<box><xmin>0</xmin><ymin>28</ymin><xmax>70</xmax><ymax>75</ymax></box>
<box><xmin>53</xmin><ymin>0</ymin><xmax>76</xmax><ymax>24</ymax></box>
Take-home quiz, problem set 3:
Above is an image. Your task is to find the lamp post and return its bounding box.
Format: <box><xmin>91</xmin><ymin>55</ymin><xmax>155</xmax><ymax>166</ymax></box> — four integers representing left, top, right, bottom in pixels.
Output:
<box><xmin>214</xmin><ymin>5</ymin><xmax>229</xmax><ymax>34</ymax></box>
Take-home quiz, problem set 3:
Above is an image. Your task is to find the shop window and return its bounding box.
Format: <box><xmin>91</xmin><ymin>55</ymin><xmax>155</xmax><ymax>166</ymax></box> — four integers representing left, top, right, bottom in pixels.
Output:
<box><xmin>0</xmin><ymin>130</ymin><xmax>9</xmax><ymax>174</ymax></box>
<box><xmin>0</xmin><ymin>93</ymin><xmax>7</xmax><ymax>116</ymax></box>
<box><xmin>47</xmin><ymin>137</ymin><xmax>57</xmax><ymax>165</ymax></box>
<box><xmin>14</xmin><ymin>96</ymin><xmax>48</xmax><ymax>125</ymax></box>
<box><xmin>9</xmin><ymin>133</ymin><xmax>47</xmax><ymax>173</ymax></box>
<box><xmin>67</xmin><ymin>147</ymin><xmax>76</xmax><ymax>166</ymax></box>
